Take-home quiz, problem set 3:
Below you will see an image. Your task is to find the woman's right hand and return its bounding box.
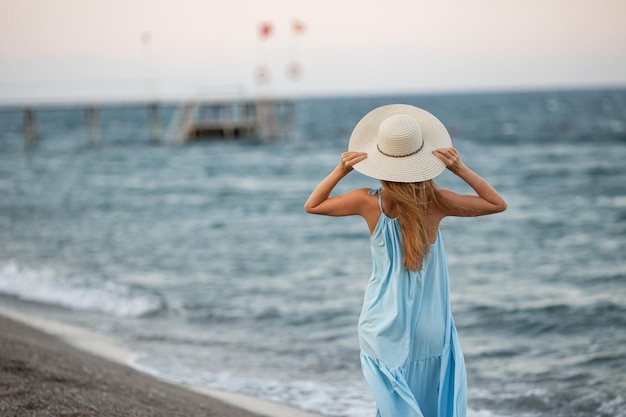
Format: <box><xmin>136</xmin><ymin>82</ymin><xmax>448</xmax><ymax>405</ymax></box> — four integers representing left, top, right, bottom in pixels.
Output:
<box><xmin>432</xmin><ymin>147</ymin><xmax>464</xmax><ymax>174</ymax></box>
<box><xmin>432</xmin><ymin>147</ymin><xmax>507</xmax><ymax>216</ymax></box>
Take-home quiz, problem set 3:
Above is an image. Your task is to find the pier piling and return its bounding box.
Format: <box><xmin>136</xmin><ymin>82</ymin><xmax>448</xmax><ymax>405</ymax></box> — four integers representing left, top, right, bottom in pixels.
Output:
<box><xmin>149</xmin><ymin>103</ymin><xmax>161</xmax><ymax>143</ymax></box>
<box><xmin>84</xmin><ymin>107</ymin><xmax>101</xmax><ymax>146</ymax></box>
<box><xmin>24</xmin><ymin>107</ymin><xmax>38</xmax><ymax>149</ymax></box>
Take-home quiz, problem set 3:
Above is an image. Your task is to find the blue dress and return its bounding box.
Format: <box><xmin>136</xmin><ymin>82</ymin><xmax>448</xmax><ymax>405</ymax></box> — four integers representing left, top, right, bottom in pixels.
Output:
<box><xmin>358</xmin><ymin>189</ymin><xmax>467</xmax><ymax>417</ymax></box>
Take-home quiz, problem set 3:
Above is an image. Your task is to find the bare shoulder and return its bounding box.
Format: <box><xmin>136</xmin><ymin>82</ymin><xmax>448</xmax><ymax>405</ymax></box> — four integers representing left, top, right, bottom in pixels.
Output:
<box><xmin>342</xmin><ymin>187</ymin><xmax>375</xmax><ymax>203</ymax></box>
<box><xmin>350</xmin><ymin>187</ymin><xmax>380</xmax><ymax>210</ymax></box>
<box><xmin>341</xmin><ymin>188</ymin><xmax>380</xmax><ymax>221</ymax></box>
<box><xmin>340</xmin><ymin>188</ymin><xmax>382</xmax><ymax>235</ymax></box>
<box><xmin>352</xmin><ymin>187</ymin><xmax>375</xmax><ymax>196</ymax></box>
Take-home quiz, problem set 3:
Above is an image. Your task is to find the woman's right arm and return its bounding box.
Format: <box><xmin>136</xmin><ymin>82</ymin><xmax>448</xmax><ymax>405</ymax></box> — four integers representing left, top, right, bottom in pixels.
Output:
<box><xmin>432</xmin><ymin>147</ymin><xmax>507</xmax><ymax>217</ymax></box>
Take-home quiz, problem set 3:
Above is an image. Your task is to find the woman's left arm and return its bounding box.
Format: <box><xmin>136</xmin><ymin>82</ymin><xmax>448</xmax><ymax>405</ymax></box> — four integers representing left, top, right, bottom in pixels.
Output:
<box><xmin>304</xmin><ymin>152</ymin><xmax>367</xmax><ymax>216</ymax></box>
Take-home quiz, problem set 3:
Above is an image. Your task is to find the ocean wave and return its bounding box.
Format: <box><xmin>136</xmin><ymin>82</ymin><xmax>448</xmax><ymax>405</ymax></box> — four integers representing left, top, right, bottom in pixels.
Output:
<box><xmin>463</xmin><ymin>302</ymin><xmax>626</xmax><ymax>335</ymax></box>
<box><xmin>471</xmin><ymin>384</ymin><xmax>626</xmax><ymax>417</ymax></box>
<box><xmin>0</xmin><ymin>260</ymin><xmax>165</xmax><ymax>318</ymax></box>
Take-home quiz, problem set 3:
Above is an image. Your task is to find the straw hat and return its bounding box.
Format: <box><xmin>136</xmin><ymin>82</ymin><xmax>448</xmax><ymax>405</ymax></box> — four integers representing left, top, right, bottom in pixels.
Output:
<box><xmin>348</xmin><ymin>104</ymin><xmax>452</xmax><ymax>183</ymax></box>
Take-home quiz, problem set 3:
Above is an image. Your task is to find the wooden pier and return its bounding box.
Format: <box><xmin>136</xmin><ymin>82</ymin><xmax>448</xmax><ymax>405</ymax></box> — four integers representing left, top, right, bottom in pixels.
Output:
<box><xmin>0</xmin><ymin>98</ymin><xmax>295</xmax><ymax>148</ymax></box>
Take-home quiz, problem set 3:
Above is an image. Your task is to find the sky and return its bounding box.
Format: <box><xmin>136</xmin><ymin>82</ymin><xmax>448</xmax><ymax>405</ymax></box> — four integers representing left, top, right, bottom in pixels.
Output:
<box><xmin>1</xmin><ymin>0</ymin><xmax>626</xmax><ymax>102</ymax></box>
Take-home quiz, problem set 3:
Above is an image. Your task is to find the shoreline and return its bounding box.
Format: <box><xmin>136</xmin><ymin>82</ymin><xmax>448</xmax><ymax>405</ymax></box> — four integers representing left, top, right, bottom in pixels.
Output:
<box><xmin>0</xmin><ymin>306</ymin><xmax>321</xmax><ymax>417</ymax></box>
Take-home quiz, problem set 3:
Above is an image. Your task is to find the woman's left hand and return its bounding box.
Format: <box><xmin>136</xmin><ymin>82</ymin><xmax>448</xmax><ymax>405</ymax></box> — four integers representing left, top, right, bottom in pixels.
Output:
<box><xmin>337</xmin><ymin>152</ymin><xmax>367</xmax><ymax>174</ymax></box>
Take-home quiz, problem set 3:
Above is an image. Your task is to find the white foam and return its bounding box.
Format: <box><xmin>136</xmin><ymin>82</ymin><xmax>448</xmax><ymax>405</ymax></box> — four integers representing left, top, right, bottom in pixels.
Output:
<box><xmin>0</xmin><ymin>260</ymin><xmax>164</xmax><ymax>318</ymax></box>
<box><xmin>0</xmin><ymin>305</ymin><xmax>135</xmax><ymax>364</ymax></box>
<box><xmin>128</xmin><ymin>356</ymin><xmax>504</xmax><ymax>417</ymax></box>
<box><xmin>597</xmin><ymin>395</ymin><xmax>626</xmax><ymax>417</ymax></box>
<box><xmin>0</xmin><ymin>306</ymin><xmax>323</xmax><ymax>417</ymax></box>
<box><xmin>128</xmin><ymin>358</ymin><xmax>374</xmax><ymax>417</ymax></box>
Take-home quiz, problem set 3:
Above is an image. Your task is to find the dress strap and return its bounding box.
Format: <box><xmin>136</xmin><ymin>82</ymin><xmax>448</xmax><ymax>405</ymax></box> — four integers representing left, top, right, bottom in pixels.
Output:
<box><xmin>368</xmin><ymin>188</ymin><xmax>384</xmax><ymax>214</ymax></box>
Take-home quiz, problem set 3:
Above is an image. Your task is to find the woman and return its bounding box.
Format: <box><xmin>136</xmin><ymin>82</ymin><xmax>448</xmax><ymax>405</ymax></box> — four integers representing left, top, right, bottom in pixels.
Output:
<box><xmin>304</xmin><ymin>104</ymin><xmax>506</xmax><ymax>417</ymax></box>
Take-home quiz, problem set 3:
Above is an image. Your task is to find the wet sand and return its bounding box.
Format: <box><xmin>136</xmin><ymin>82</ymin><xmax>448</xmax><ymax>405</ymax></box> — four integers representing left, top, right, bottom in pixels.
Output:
<box><xmin>0</xmin><ymin>313</ymin><xmax>295</xmax><ymax>417</ymax></box>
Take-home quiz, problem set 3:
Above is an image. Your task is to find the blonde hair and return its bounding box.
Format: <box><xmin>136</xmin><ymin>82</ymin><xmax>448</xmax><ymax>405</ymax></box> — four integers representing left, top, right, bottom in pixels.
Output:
<box><xmin>380</xmin><ymin>180</ymin><xmax>444</xmax><ymax>271</ymax></box>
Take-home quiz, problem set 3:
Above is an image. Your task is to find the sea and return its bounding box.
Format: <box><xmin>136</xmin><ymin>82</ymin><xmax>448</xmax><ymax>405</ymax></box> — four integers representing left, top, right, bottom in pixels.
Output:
<box><xmin>1</xmin><ymin>88</ymin><xmax>625</xmax><ymax>417</ymax></box>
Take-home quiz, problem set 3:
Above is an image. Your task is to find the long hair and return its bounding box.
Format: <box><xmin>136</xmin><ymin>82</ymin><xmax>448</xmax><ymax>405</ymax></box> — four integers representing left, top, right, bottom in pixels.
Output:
<box><xmin>380</xmin><ymin>180</ymin><xmax>444</xmax><ymax>271</ymax></box>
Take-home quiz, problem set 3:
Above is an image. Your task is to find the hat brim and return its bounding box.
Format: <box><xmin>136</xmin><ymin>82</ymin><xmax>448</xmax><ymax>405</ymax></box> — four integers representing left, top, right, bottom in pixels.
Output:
<box><xmin>348</xmin><ymin>104</ymin><xmax>452</xmax><ymax>183</ymax></box>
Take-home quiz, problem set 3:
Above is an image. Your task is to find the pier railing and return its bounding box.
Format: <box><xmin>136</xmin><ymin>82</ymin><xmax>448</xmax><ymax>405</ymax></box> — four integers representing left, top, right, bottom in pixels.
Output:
<box><xmin>0</xmin><ymin>98</ymin><xmax>295</xmax><ymax>148</ymax></box>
